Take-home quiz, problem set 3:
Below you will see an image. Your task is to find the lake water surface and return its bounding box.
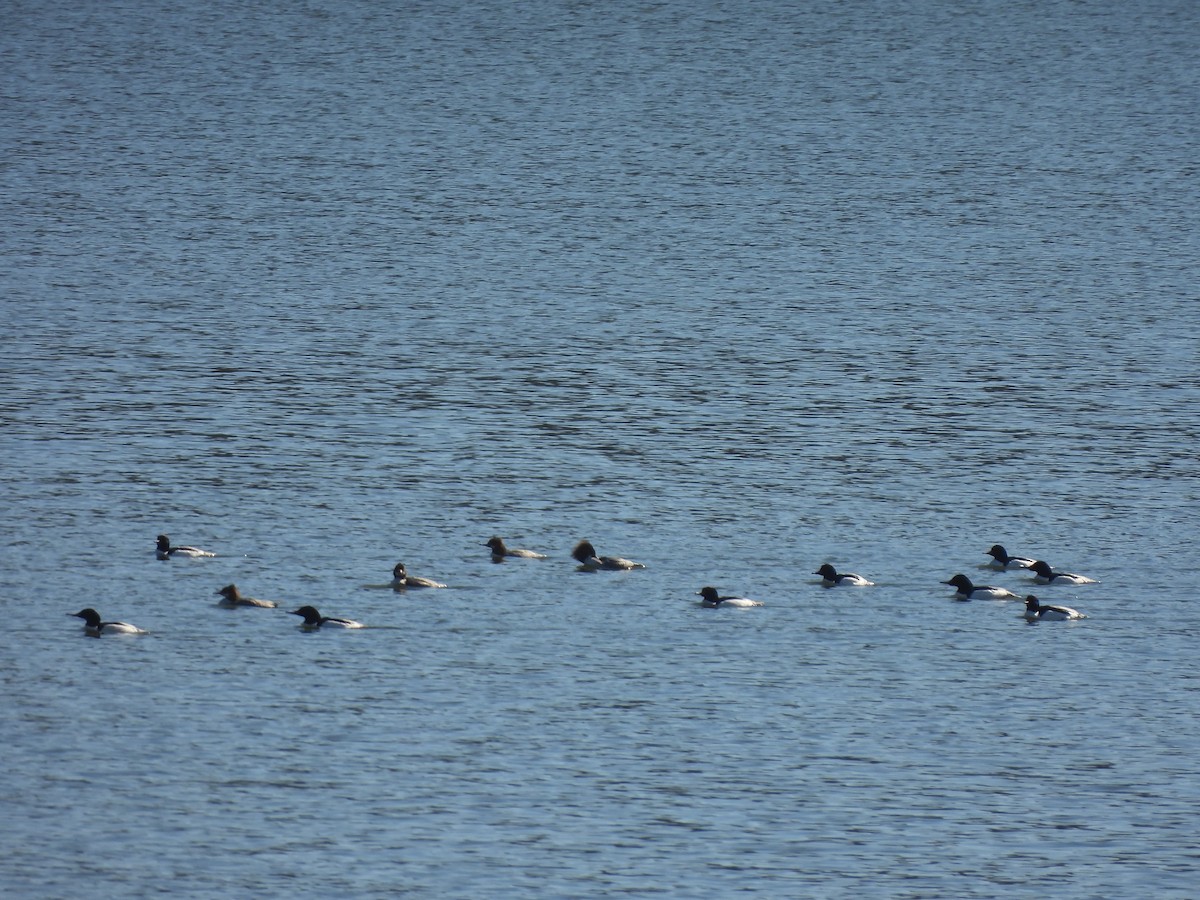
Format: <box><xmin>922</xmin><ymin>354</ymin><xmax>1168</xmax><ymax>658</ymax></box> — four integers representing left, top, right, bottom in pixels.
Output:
<box><xmin>2</xmin><ymin>0</ymin><xmax>1199</xmax><ymax>896</ymax></box>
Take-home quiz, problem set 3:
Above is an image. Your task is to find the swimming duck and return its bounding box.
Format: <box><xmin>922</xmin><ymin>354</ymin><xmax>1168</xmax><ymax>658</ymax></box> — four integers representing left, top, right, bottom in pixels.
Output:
<box><xmin>156</xmin><ymin>534</ymin><xmax>215</xmax><ymax>560</ymax></box>
<box><xmin>1024</xmin><ymin>595</ymin><xmax>1087</xmax><ymax>621</ymax></box>
<box><xmin>69</xmin><ymin>608</ymin><xmax>147</xmax><ymax>636</ymax></box>
<box><xmin>215</xmin><ymin>584</ymin><xmax>277</xmax><ymax>608</ymax></box>
<box><xmin>813</xmin><ymin>563</ymin><xmax>874</xmax><ymax>587</ymax></box>
<box><xmin>985</xmin><ymin>544</ymin><xmax>1036</xmax><ymax>569</ymax></box>
<box><xmin>571</xmin><ymin>540</ymin><xmax>645</xmax><ymax>571</ymax></box>
<box><xmin>1027</xmin><ymin>560</ymin><xmax>1099</xmax><ymax>585</ymax></box>
<box><xmin>391</xmin><ymin>563</ymin><xmax>447</xmax><ymax>589</ymax></box>
<box><xmin>288</xmin><ymin>606</ymin><xmax>363</xmax><ymax>629</ymax></box>
<box><xmin>697</xmin><ymin>586</ymin><xmax>763</xmax><ymax>608</ymax></box>
<box><xmin>485</xmin><ymin>536</ymin><xmax>547</xmax><ymax>560</ymax></box>
<box><xmin>942</xmin><ymin>574</ymin><xmax>1022</xmax><ymax>601</ymax></box>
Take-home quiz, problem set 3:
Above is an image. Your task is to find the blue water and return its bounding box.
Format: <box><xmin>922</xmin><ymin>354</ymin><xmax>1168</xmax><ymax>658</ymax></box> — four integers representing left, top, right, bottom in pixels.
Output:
<box><xmin>3</xmin><ymin>0</ymin><xmax>1199</xmax><ymax>896</ymax></box>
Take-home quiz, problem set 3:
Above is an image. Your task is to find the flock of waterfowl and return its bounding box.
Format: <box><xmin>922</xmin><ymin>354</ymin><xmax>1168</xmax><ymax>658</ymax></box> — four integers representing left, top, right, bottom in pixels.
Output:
<box><xmin>942</xmin><ymin>544</ymin><xmax>1095</xmax><ymax>620</ymax></box>
<box><xmin>67</xmin><ymin>537</ymin><xmax>1096</xmax><ymax>636</ymax></box>
<box><xmin>702</xmin><ymin>544</ymin><xmax>1094</xmax><ymax>620</ymax></box>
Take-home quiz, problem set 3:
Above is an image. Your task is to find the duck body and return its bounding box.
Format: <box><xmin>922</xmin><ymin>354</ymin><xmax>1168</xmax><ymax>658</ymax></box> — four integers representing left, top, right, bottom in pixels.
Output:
<box><xmin>156</xmin><ymin>534</ymin><xmax>215</xmax><ymax>560</ymax></box>
<box><xmin>697</xmin><ymin>586</ymin><xmax>763</xmax><ymax>608</ymax></box>
<box><xmin>391</xmin><ymin>563</ymin><xmax>447</xmax><ymax>589</ymax></box>
<box><xmin>985</xmin><ymin>544</ymin><xmax>1036</xmax><ymax>570</ymax></box>
<box><xmin>216</xmin><ymin>584</ymin><xmax>277</xmax><ymax>608</ymax></box>
<box><xmin>1024</xmin><ymin>595</ymin><xmax>1086</xmax><ymax>621</ymax></box>
<box><xmin>485</xmin><ymin>536</ymin><xmax>547</xmax><ymax>560</ymax></box>
<box><xmin>69</xmin><ymin>608</ymin><xmax>147</xmax><ymax>635</ymax></box>
<box><xmin>942</xmin><ymin>574</ymin><xmax>1021</xmax><ymax>601</ymax></box>
<box><xmin>571</xmin><ymin>540</ymin><xmax>645</xmax><ymax>571</ymax></box>
<box><xmin>288</xmin><ymin>605</ymin><xmax>363</xmax><ymax>629</ymax></box>
<box><xmin>813</xmin><ymin>563</ymin><xmax>874</xmax><ymax>587</ymax></box>
<box><xmin>1028</xmin><ymin>560</ymin><xmax>1098</xmax><ymax>585</ymax></box>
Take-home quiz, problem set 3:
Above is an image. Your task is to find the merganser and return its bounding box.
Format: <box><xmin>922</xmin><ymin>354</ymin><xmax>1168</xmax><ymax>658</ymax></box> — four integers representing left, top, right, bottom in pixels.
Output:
<box><xmin>1028</xmin><ymin>560</ymin><xmax>1099</xmax><ymax>585</ymax></box>
<box><xmin>216</xmin><ymin>584</ymin><xmax>277</xmax><ymax>608</ymax></box>
<box><xmin>697</xmin><ymin>586</ymin><xmax>763</xmax><ymax>608</ymax></box>
<box><xmin>813</xmin><ymin>563</ymin><xmax>874</xmax><ymax>586</ymax></box>
<box><xmin>69</xmin><ymin>608</ymin><xmax>147</xmax><ymax>636</ymax></box>
<box><xmin>485</xmin><ymin>537</ymin><xmax>547</xmax><ymax>560</ymax></box>
<box><xmin>985</xmin><ymin>544</ymin><xmax>1036</xmax><ymax>569</ymax></box>
<box><xmin>571</xmin><ymin>540</ymin><xmax>645</xmax><ymax>571</ymax></box>
<box><xmin>288</xmin><ymin>606</ymin><xmax>363</xmax><ymax>629</ymax></box>
<box><xmin>391</xmin><ymin>563</ymin><xmax>447</xmax><ymax>589</ymax></box>
<box><xmin>156</xmin><ymin>534</ymin><xmax>215</xmax><ymax>560</ymax></box>
<box><xmin>942</xmin><ymin>574</ymin><xmax>1022</xmax><ymax>601</ymax></box>
<box><xmin>1024</xmin><ymin>595</ymin><xmax>1087</xmax><ymax>621</ymax></box>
